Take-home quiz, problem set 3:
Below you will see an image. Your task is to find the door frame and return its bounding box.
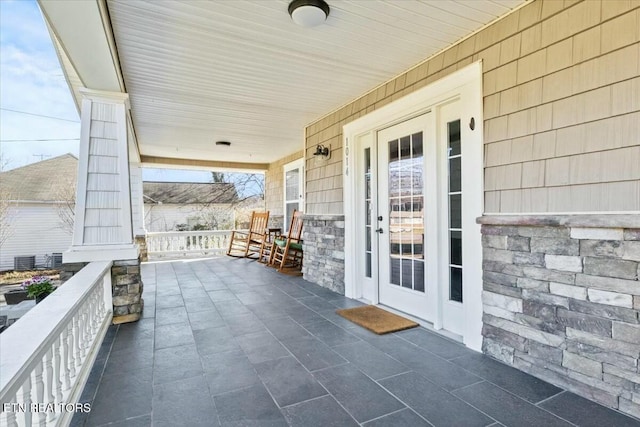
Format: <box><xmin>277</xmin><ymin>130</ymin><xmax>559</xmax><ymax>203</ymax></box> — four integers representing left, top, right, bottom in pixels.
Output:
<box><xmin>343</xmin><ymin>61</ymin><xmax>484</xmax><ymax>351</ymax></box>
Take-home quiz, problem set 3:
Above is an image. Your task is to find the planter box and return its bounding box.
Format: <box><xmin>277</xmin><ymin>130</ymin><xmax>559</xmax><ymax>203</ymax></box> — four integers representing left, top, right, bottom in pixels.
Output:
<box><xmin>4</xmin><ymin>290</ymin><xmax>32</xmax><ymax>305</ymax></box>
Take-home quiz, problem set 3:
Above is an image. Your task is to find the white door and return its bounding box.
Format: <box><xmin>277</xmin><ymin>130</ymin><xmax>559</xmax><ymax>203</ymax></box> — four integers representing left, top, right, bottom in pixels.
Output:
<box><xmin>375</xmin><ymin>103</ymin><xmax>466</xmax><ymax>335</ymax></box>
<box><xmin>344</xmin><ymin>62</ymin><xmax>484</xmax><ymax>347</ymax></box>
<box><xmin>377</xmin><ymin>114</ymin><xmax>431</xmax><ymax>321</ymax></box>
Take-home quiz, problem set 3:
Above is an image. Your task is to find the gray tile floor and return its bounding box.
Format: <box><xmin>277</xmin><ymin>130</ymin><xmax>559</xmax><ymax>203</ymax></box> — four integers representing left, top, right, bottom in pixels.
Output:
<box><xmin>73</xmin><ymin>257</ymin><xmax>640</xmax><ymax>427</ymax></box>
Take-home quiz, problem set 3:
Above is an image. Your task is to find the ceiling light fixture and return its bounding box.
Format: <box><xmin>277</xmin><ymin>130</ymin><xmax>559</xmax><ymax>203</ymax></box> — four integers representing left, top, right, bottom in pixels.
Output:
<box><xmin>288</xmin><ymin>0</ymin><xmax>330</xmax><ymax>28</ymax></box>
<box><xmin>215</xmin><ymin>141</ymin><xmax>231</xmax><ymax>146</ymax></box>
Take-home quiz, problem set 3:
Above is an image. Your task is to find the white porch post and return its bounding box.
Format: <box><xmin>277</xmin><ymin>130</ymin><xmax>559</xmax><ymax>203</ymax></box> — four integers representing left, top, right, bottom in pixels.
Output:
<box><xmin>129</xmin><ymin>162</ymin><xmax>148</xmax><ymax>261</ymax></box>
<box><xmin>63</xmin><ymin>88</ymin><xmax>138</xmax><ymax>263</ymax></box>
<box><xmin>129</xmin><ymin>162</ymin><xmax>146</xmax><ymax>237</ymax></box>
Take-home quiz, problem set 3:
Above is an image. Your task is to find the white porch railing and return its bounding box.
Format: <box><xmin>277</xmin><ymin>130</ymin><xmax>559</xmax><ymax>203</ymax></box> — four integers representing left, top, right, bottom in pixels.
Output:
<box><xmin>0</xmin><ymin>261</ymin><xmax>113</xmax><ymax>427</ymax></box>
<box><xmin>146</xmin><ymin>230</ymin><xmax>235</xmax><ymax>258</ymax></box>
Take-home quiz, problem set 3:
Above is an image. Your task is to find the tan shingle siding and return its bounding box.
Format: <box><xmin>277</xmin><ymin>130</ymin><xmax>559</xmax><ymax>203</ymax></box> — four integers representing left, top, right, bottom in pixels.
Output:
<box><xmin>298</xmin><ymin>0</ymin><xmax>640</xmax><ymax>215</ymax></box>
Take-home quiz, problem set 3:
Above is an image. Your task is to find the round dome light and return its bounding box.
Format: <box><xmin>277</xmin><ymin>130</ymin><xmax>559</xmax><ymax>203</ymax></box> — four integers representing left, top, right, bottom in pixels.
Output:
<box><xmin>288</xmin><ymin>0</ymin><xmax>330</xmax><ymax>28</ymax></box>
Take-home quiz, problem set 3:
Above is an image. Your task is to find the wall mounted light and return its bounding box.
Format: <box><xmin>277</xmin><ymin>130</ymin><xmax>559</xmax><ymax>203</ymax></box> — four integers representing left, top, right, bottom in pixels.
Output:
<box><xmin>215</xmin><ymin>141</ymin><xmax>231</xmax><ymax>146</ymax></box>
<box><xmin>313</xmin><ymin>144</ymin><xmax>330</xmax><ymax>158</ymax></box>
<box><xmin>288</xmin><ymin>0</ymin><xmax>330</xmax><ymax>28</ymax></box>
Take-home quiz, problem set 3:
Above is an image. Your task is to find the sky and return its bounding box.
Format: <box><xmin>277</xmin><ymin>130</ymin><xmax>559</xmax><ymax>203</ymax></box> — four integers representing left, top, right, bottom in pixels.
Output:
<box><xmin>0</xmin><ymin>0</ymin><xmax>212</xmax><ymax>182</ymax></box>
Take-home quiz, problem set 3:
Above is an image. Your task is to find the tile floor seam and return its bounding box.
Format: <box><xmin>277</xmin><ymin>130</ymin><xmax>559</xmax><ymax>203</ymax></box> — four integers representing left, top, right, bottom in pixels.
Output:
<box><xmin>534</xmin><ymin>389</ymin><xmax>567</xmax><ymax>406</ymax></box>
<box><xmin>373</xmin><ymin>368</ymin><xmax>413</xmax><ymax>382</ymax></box>
<box><xmin>360</xmin><ymin>407</ymin><xmax>435</xmax><ymax>427</ymax></box>
<box><xmin>395</xmin><ymin>332</ymin><xmax>463</xmax><ymax>363</ymax></box>
<box><xmin>452</xmin><ymin>380</ymin><xmax>581</xmax><ymax>427</ymax></box>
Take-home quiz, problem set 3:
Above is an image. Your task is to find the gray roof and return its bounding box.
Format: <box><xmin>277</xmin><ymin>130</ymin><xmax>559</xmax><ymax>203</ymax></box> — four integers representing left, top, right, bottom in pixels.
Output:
<box><xmin>0</xmin><ymin>154</ymin><xmax>78</xmax><ymax>202</ymax></box>
<box><xmin>143</xmin><ymin>182</ymin><xmax>238</xmax><ymax>204</ymax></box>
<box><xmin>0</xmin><ymin>155</ymin><xmax>238</xmax><ymax>205</ymax></box>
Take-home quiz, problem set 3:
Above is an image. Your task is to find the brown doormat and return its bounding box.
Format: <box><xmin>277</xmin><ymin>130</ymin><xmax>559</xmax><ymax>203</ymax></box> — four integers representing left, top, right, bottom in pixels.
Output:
<box><xmin>336</xmin><ymin>305</ymin><xmax>419</xmax><ymax>335</ymax></box>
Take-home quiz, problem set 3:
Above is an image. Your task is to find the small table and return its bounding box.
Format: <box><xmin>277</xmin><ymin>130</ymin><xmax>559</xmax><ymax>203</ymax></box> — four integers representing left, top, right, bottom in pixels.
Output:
<box><xmin>258</xmin><ymin>228</ymin><xmax>282</xmax><ymax>264</ymax></box>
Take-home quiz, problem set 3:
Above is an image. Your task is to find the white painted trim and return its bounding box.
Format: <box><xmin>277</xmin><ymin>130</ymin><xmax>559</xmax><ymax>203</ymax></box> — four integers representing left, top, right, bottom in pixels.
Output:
<box><xmin>483</xmin><ymin>211</ymin><xmax>640</xmax><ymax>216</ymax></box>
<box><xmin>63</xmin><ymin>245</ymin><xmax>138</xmax><ymax>263</ymax></box>
<box><xmin>79</xmin><ymin>87</ymin><xmax>130</xmax><ymax>107</ymax></box>
<box><xmin>283</xmin><ymin>158</ymin><xmax>305</xmax><ymax>230</ymax></box>
<box><xmin>116</xmin><ymin>102</ymin><xmax>134</xmax><ymax>244</ymax></box>
<box><xmin>343</xmin><ymin>61</ymin><xmax>484</xmax><ymax>350</ymax></box>
<box><xmin>73</xmin><ymin>97</ymin><xmax>93</xmax><ymax>246</ymax></box>
<box><xmin>130</xmin><ymin>162</ymin><xmax>146</xmax><ymax>237</ymax></box>
<box><xmin>463</xmin><ymin>64</ymin><xmax>485</xmax><ymax>352</ymax></box>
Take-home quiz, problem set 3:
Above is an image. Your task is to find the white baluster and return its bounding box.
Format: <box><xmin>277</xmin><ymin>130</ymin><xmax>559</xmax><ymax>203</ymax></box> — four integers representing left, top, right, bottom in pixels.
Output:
<box><xmin>81</xmin><ymin>307</ymin><xmax>90</xmax><ymax>359</ymax></box>
<box><xmin>20</xmin><ymin>375</ymin><xmax>33</xmax><ymax>427</ymax></box>
<box><xmin>45</xmin><ymin>347</ymin><xmax>55</xmax><ymax>423</ymax></box>
<box><xmin>73</xmin><ymin>314</ymin><xmax>82</xmax><ymax>374</ymax></box>
<box><xmin>35</xmin><ymin>358</ymin><xmax>46</xmax><ymax>424</ymax></box>
<box><xmin>4</xmin><ymin>401</ymin><xmax>18</xmax><ymax>427</ymax></box>
<box><xmin>54</xmin><ymin>336</ymin><xmax>64</xmax><ymax>402</ymax></box>
<box><xmin>65</xmin><ymin>321</ymin><xmax>76</xmax><ymax>382</ymax></box>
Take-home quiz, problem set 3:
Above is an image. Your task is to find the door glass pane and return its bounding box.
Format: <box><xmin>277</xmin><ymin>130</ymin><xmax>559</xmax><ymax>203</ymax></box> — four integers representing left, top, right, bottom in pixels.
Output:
<box><xmin>448</xmin><ymin>120</ymin><xmax>461</xmax><ymax>156</ymax></box>
<box><xmin>450</xmin><ymin>266</ymin><xmax>462</xmax><ymax>302</ymax></box>
<box><xmin>448</xmin><ymin>119</ymin><xmax>462</xmax><ymax>303</ymax></box>
<box><xmin>449</xmin><ymin>194</ymin><xmax>461</xmax><ymax>229</ymax></box>
<box><xmin>364</xmin><ymin>148</ymin><xmax>372</xmax><ymax>278</ymax></box>
<box><xmin>388</xmin><ymin>132</ymin><xmax>424</xmax><ymax>293</ymax></box>
<box><xmin>285</xmin><ymin>168</ymin><xmax>300</xmax><ymax>200</ymax></box>
<box><xmin>449</xmin><ymin>157</ymin><xmax>461</xmax><ymax>193</ymax></box>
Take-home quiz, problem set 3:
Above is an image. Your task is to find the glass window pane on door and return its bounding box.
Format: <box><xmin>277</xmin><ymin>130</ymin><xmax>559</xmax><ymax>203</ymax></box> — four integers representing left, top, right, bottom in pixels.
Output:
<box><xmin>364</xmin><ymin>148</ymin><xmax>372</xmax><ymax>278</ymax></box>
<box><xmin>448</xmin><ymin>120</ymin><xmax>462</xmax><ymax>303</ymax></box>
<box><xmin>388</xmin><ymin>132</ymin><xmax>424</xmax><ymax>293</ymax></box>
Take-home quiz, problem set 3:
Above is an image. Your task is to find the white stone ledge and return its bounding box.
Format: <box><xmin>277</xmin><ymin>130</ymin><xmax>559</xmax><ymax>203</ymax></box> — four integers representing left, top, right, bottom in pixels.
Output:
<box><xmin>477</xmin><ymin>214</ymin><xmax>640</xmax><ymax>229</ymax></box>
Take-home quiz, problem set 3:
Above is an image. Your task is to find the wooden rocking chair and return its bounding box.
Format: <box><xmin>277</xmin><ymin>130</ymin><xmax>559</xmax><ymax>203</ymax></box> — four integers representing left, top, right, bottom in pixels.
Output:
<box><xmin>270</xmin><ymin>210</ymin><xmax>304</xmax><ymax>274</ymax></box>
<box><xmin>226</xmin><ymin>211</ymin><xmax>270</xmax><ymax>258</ymax></box>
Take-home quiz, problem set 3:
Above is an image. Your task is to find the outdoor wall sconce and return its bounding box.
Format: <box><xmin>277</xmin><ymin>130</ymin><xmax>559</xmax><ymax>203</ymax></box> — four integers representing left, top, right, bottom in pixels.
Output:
<box><xmin>314</xmin><ymin>144</ymin><xmax>330</xmax><ymax>159</ymax></box>
<box><xmin>288</xmin><ymin>0</ymin><xmax>330</xmax><ymax>28</ymax></box>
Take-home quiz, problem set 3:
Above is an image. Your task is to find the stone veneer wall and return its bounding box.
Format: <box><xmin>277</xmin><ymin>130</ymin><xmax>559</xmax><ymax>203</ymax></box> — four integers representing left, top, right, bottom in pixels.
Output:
<box><xmin>135</xmin><ymin>236</ymin><xmax>148</xmax><ymax>262</ymax></box>
<box><xmin>302</xmin><ymin>215</ymin><xmax>345</xmax><ymax>294</ymax></box>
<box><xmin>62</xmin><ymin>259</ymin><xmax>143</xmax><ymax>325</ymax></box>
<box><xmin>479</xmin><ymin>215</ymin><xmax>640</xmax><ymax>419</ymax></box>
<box><xmin>111</xmin><ymin>259</ymin><xmax>144</xmax><ymax>324</ymax></box>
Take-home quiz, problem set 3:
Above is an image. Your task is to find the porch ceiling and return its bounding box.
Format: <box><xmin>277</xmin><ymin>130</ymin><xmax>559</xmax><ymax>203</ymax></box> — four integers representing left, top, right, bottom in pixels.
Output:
<box><xmin>45</xmin><ymin>0</ymin><xmax>526</xmax><ymax>166</ymax></box>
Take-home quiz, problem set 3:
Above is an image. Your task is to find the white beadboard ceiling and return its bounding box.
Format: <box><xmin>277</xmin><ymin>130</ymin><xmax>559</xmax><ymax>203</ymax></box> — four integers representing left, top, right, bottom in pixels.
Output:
<box><xmin>103</xmin><ymin>0</ymin><xmax>525</xmax><ymax>166</ymax></box>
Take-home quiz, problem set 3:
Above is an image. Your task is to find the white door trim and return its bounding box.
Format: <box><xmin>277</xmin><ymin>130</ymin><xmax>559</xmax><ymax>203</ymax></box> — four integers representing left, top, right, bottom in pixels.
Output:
<box><xmin>343</xmin><ymin>61</ymin><xmax>484</xmax><ymax>351</ymax></box>
<box><xmin>283</xmin><ymin>158</ymin><xmax>304</xmax><ymax>231</ymax></box>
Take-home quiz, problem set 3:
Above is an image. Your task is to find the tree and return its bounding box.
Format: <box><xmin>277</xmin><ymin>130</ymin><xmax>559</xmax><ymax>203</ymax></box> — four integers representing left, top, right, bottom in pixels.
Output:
<box><xmin>0</xmin><ymin>153</ymin><xmax>14</xmax><ymax>246</ymax></box>
<box><xmin>53</xmin><ymin>175</ymin><xmax>76</xmax><ymax>235</ymax></box>
<box><xmin>0</xmin><ymin>188</ymin><xmax>14</xmax><ymax>247</ymax></box>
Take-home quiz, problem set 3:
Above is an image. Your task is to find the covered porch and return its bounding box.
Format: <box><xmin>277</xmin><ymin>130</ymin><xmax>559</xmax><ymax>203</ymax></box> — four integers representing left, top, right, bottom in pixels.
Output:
<box><xmin>73</xmin><ymin>257</ymin><xmax>636</xmax><ymax>427</ymax></box>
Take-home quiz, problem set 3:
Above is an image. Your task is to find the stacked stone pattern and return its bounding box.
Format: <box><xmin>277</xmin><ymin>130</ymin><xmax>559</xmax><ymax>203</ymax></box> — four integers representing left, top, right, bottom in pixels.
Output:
<box><xmin>481</xmin><ymin>224</ymin><xmax>640</xmax><ymax>418</ymax></box>
<box><xmin>111</xmin><ymin>259</ymin><xmax>144</xmax><ymax>324</ymax></box>
<box><xmin>302</xmin><ymin>215</ymin><xmax>345</xmax><ymax>294</ymax></box>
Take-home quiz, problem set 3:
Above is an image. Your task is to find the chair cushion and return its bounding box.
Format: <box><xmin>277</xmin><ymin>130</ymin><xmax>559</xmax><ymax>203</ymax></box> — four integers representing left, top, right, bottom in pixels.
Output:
<box><xmin>273</xmin><ymin>239</ymin><xmax>303</xmax><ymax>252</ymax></box>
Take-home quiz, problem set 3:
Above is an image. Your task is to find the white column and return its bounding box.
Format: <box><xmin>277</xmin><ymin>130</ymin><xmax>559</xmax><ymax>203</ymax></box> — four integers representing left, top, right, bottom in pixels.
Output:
<box><xmin>129</xmin><ymin>162</ymin><xmax>146</xmax><ymax>237</ymax></box>
<box><xmin>64</xmin><ymin>88</ymin><xmax>138</xmax><ymax>263</ymax></box>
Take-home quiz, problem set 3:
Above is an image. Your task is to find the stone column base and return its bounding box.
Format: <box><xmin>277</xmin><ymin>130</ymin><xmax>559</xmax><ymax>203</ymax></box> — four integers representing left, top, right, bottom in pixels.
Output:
<box><xmin>111</xmin><ymin>258</ymin><xmax>144</xmax><ymax>324</ymax></box>
<box><xmin>135</xmin><ymin>236</ymin><xmax>148</xmax><ymax>262</ymax></box>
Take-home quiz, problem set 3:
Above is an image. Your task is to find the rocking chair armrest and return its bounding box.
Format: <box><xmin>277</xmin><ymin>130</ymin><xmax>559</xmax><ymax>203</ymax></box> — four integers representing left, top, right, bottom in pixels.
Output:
<box><xmin>230</xmin><ymin>230</ymin><xmax>249</xmax><ymax>238</ymax></box>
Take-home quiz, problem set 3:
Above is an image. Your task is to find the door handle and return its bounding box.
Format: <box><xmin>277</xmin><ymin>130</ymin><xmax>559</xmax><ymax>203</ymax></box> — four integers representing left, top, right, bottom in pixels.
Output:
<box><xmin>375</xmin><ymin>228</ymin><xmax>384</xmax><ymax>234</ymax></box>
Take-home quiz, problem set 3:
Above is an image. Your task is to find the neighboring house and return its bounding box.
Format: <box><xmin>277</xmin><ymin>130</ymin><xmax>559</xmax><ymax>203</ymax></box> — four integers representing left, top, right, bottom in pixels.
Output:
<box><xmin>41</xmin><ymin>0</ymin><xmax>640</xmax><ymax>418</ymax></box>
<box><xmin>143</xmin><ymin>181</ymin><xmax>240</xmax><ymax>231</ymax></box>
<box><xmin>0</xmin><ymin>154</ymin><xmax>77</xmax><ymax>271</ymax></box>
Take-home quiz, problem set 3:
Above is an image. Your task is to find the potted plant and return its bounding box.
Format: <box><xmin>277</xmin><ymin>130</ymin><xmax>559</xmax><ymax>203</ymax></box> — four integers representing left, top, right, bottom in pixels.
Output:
<box><xmin>22</xmin><ymin>276</ymin><xmax>55</xmax><ymax>304</ymax></box>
